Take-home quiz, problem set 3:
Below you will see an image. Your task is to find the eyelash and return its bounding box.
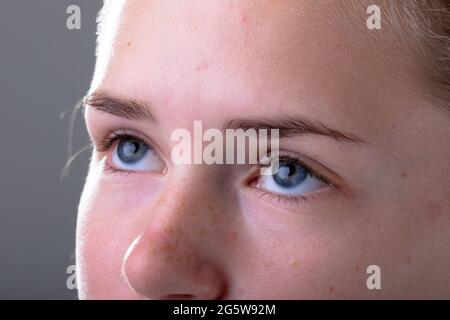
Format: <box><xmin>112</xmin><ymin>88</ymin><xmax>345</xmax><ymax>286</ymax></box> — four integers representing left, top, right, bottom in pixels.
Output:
<box><xmin>94</xmin><ymin>129</ymin><xmax>143</xmax><ymax>153</ymax></box>
<box><xmin>93</xmin><ymin>129</ymin><xmax>334</xmax><ymax>203</ymax></box>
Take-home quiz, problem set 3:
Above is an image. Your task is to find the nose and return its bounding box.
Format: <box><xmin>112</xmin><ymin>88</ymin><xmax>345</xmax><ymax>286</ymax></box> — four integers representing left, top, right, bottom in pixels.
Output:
<box><xmin>122</xmin><ymin>173</ymin><xmax>227</xmax><ymax>300</ymax></box>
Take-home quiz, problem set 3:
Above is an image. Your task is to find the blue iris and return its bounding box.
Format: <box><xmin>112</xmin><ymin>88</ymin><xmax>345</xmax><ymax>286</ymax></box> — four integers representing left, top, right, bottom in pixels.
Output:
<box><xmin>117</xmin><ymin>139</ymin><xmax>149</xmax><ymax>164</ymax></box>
<box><xmin>273</xmin><ymin>160</ymin><xmax>308</xmax><ymax>188</ymax></box>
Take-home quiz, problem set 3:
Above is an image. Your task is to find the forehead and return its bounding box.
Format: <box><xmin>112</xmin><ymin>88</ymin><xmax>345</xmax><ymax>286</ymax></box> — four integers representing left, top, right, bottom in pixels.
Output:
<box><xmin>92</xmin><ymin>0</ymin><xmax>410</xmax><ymax>135</ymax></box>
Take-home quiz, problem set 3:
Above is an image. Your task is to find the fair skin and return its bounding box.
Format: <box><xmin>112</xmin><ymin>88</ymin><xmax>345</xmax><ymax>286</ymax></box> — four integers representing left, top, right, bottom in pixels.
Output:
<box><xmin>77</xmin><ymin>0</ymin><xmax>450</xmax><ymax>299</ymax></box>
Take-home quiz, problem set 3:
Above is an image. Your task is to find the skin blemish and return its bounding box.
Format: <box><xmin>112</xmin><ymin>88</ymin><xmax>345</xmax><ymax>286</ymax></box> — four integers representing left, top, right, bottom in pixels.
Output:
<box><xmin>328</xmin><ymin>286</ymin><xmax>335</xmax><ymax>294</ymax></box>
<box><xmin>425</xmin><ymin>202</ymin><xmax>442</xmax><ymax>223</ymax></box>
<box><xmin>240</xmin><ymin>12</ymin><xmax>250</xmax><ymax>23</ymax></box>
<box><xmin>195</xmin><ymin>60</ymin><xmax>209</xmax><ymax>72</ymax></box>
<box><xmin>237</xmin><ymin>6</ymin><xmax>253</xmax><ymax>39</ymax></box>
<box><xmin>289</xmin><ymin>258</ymin><xmax>299</xmax><ymax>267</ymax></box>
<box><xmin>125</xmin><ymin>35</ymin><xmax>132</xmax><ymax>48</ymax></box>
<box><xmin>401</xmin><ymin>171</ymin><xmax>407</xmax><ymax>178</ymax></box>
<box><xmin>227</xmin><ymin>230</ymin><xmax>238</xmax><ymax>242</ymax></box>
<box><xmin>334</xmin><ymin>42</ymin><xmax>344</xmax><ymax>49</ymax></box>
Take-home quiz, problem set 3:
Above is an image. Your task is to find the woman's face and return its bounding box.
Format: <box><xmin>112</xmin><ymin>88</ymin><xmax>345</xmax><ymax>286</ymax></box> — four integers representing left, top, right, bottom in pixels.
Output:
<box><xmin>76</xmin><ymin>0</ymin><xmax>450</xmax><ymax>299</ymax></box>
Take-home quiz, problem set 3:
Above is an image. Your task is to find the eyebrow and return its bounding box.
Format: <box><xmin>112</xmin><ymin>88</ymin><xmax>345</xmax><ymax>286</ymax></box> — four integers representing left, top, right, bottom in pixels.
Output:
<box><xmin>84</xmin><ymin>91</ymin><xmax>364</xmax><ymax>144</ymax></box>
<box><xmin>83</xmin><ymin>91</ymin><xmax>155</xmax><ymax>122</ymax></box>
<box><xmin>223</xmin><ymin>118</ymin><xmax>365</xmax><ymax>144</ymax></box>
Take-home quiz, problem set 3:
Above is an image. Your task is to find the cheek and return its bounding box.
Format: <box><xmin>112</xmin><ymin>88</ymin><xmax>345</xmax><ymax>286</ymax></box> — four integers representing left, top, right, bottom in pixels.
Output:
<box><xmin>77</xmin><ymin>204</ymin><xmax>139</xmax><ymax>298</ymax></box>
<box><xmin>233</xmin><ymin>228</ymin><xmax>372</xmax><ymax>299</ymax></box>
<box><xmin>76</xmin><ymin>171</ymin><xmax>146</xmax><ymax>299</ymax></box>
<box><xmin>234</xmin><ymin>192</ymin><xmax>373</xmax><ymax>298</ymax></box>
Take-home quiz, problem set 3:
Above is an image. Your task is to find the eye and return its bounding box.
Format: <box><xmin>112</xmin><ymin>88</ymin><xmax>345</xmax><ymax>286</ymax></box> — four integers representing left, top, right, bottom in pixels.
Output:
<box><xmin>110</xmin><ymin>137</ymin><xmax>165</xmax><ymax>172</ymax></box>
<box><xmin>255</xmin><ymin>156</ymin><xmax>328</xmax><ymax>197</ymax></box>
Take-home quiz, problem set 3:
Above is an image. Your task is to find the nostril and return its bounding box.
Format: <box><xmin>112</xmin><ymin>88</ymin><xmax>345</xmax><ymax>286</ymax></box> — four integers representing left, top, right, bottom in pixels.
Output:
<box><xmin>164</xmin><ymin>294</ymin><xmax>196</xmax><ymax>300</ymax></box>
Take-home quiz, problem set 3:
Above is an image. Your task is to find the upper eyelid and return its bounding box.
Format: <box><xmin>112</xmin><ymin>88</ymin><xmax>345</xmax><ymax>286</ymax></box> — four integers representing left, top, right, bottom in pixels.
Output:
<box><xmin>84</xmin><ymin>110</ymin><xmax>160</xmax><ymax>152</ymax></box>
<box><xmin>92</xmin><ymin>128</ymin><xmax>163</xmax><ymax>157</ymax></box>
<box><xmin>260</xmin><ymin>154</ymin><xmax>327</xmax><ymax>183</ymax></box>
<box><xmin>95</xmin><ymin>132</ymin><xmax>144</xmax><ymax>152</ymax></box>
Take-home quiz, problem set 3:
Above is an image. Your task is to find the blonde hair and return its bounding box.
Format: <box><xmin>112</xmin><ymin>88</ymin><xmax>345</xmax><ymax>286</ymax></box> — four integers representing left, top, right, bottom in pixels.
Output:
<box><xmin>387</xmin><ymin>0</ymin><xmax>450</xmax><ymax>111</ymax></box>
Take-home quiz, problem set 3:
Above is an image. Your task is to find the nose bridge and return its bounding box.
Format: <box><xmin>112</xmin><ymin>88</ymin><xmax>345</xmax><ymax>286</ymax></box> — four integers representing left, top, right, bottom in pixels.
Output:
<box><xmin>137</xmin><ymin>163</ymin><xmax>227</xmax><ymax>256</ymax></box>
<box><xmin>156</xmin><ymin>165</ymin><xmax>224</xmax><ymax>232</ymax></box>
<box><xmin>122</xmin><ymin>165</ymin><xmax>228</xmax><ymax>299</ymax></box>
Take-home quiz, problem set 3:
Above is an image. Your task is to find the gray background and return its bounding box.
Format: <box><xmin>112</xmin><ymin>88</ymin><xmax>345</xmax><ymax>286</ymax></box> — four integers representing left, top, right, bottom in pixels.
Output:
<box><xmin>0</xmin><ymin>0</ymin><xmax>103</xmax><ymax>299</ymax></box>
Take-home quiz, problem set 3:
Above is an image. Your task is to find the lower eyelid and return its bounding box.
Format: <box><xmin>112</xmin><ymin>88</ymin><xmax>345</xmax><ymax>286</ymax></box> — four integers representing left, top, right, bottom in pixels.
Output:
<box><xmin>252</xmin><ymin>185</ymin><xmax>336</xmax><ymax>213</ymax></box>
<box><xmin>258</xmin><ymin>191</ymin><xmax>310</xmax><ymax>205</ymax></box>
<box><xmin>97</xmin><ymin>156</ymin><xmax>165</xmax><ymax>186</ymax></box>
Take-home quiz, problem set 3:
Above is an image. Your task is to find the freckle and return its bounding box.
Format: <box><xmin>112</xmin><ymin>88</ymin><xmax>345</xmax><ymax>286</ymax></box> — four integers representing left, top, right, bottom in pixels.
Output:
<box><xmin>198</xmin><ymin>228</ymin><xmax>206</xmax><ymax>237</ymax></box>
<box><xmin>225</xmin><ymin>230</ymin><xmax>238</xmax><ymax>244</ymax></box>
<box><xmin>425</xmin><ymin>202</ymin><xmax>441</xmax><ymax>223</ymax></box>
<box><xmin>328</xmin><ymin>286</ymin><xmax>335</xmax><ymax>293</ymax></box>
<box><xmin>401</xmin><ymin>171</ymin><xmax>407</xmax><ymax>178</ymax></box>
<box><xmin>168</xmin><ymin>228</ymin><xmax>177</xmax><ymax>239</ymax></box>
<box><xmin>240</xmin><ymin>13</ymin><xmax>250</xmax><ymax>23</ymax></box>
<box><xmin>334</xmin><ymin>42</ymin><xmax>344</xmax><ymax>49</ymax></box>
<box><xmin>127</xmin><ymin>41</ymin><xmax>132</xmax><ymax>47</ymax></box>
<box><xmin>355</xmin><ymin>266</ymin><xmax>360</xmax><ymax>272</ymax></box>
<box><xmin>195</xmin><ymin>61</ymin><xmax>209</xmax><ymax>72</ymax></box>
<box><xmin>289</xmin><ymin>258</ymin><xmax>299</xmax><ymax>266</ymax></box>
